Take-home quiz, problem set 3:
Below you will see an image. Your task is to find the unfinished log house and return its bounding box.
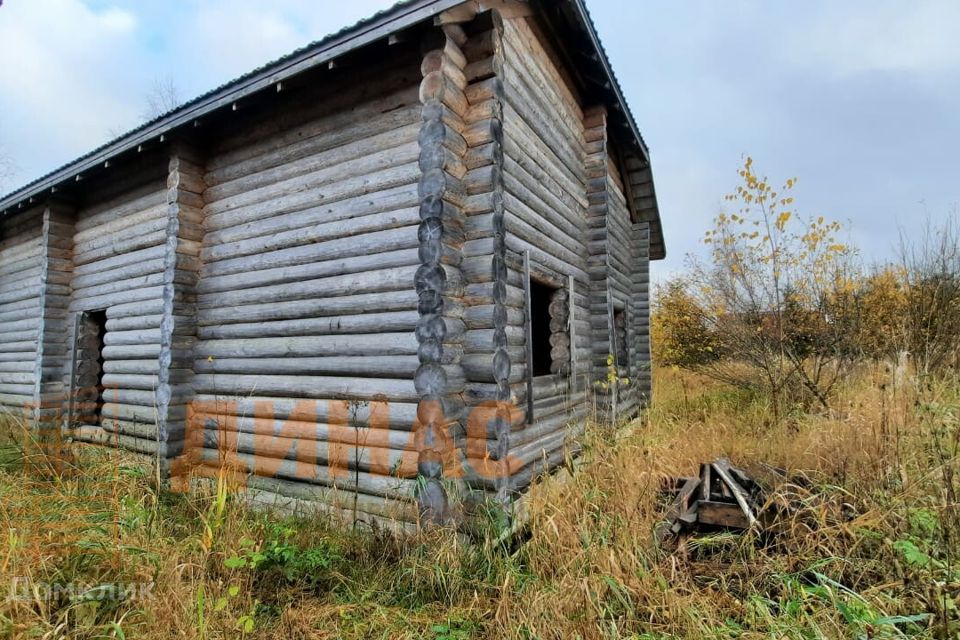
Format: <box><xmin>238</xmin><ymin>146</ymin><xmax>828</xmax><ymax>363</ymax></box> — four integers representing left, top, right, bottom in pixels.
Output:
<box><xmin>0</xmin><ymin>0</ymin><xmax>664</xmax><ymax>525</ymax></box>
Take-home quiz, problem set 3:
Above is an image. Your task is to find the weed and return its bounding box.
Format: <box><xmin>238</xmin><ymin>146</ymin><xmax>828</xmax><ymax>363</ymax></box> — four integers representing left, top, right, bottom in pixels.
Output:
<box><xmin>1</xmin><ymin>368</ymin><xmax>957</xmax><ymax>638</ymax></box>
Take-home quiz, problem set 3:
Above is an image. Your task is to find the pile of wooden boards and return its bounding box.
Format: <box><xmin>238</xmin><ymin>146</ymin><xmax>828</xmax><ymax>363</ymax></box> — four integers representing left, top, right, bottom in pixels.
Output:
<box><xmin>661</xmin><ymin>457</ymin><xmax>764</xmax><ymax>537</ymax></box>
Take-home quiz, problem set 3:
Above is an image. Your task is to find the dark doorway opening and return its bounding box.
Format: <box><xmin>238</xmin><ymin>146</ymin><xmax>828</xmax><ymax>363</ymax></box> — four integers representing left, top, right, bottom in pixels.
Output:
<box><xmin>75</xmin><ymin>310</ymin><xmax>107</xmax><ymax>426</ymax></box>
<box><xmin>614</xmin><ymin>306</ymin><xmax>629</xmax><ymax>373</ymax></box>
<box><xmin>529</xmin><ymin>279</ymin><xmax>557</xmax><ymax>377</ymax></box>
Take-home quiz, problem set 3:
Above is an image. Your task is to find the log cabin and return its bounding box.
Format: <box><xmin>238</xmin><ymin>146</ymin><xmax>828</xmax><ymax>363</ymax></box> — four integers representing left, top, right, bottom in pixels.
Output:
<box><xmin>0</xmin><ymin>0</ymin><xmax>664</xmax><ymax>526</ymax></box>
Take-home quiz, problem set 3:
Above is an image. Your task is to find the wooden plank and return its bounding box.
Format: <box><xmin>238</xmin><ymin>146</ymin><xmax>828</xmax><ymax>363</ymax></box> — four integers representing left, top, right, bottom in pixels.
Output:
<box><xmin>712</xmin><ymin>458</ymin><xmax>758</xmax><ymax>526</ymax></box>
<box><xmin>698</xmin><ymin>500</ymin><xmax>750</xmax><ymax>529</ymax></box>
<box><xmin>699</xmin><ymin>463</ymin><xmax>711</xmax><ymax>502</ymax></box>
<box><xmin>65</xmin><ymin>312</ymin><xmax>82</xmax><ymax>430</ymax></box>
<box><xmin>665</xmin><ymin>476</ymin><xmax>700</xmax><ymax>524</ymax></box>
<box><xmin>607</xmin><ymin>281</ymin><xmax>619</xmax><ymax>419</ymax></box>
<box><xmin>568</xmin><ymin>273</ymin><xmax>576</xmax><ymax>393</ymax></box>
<box><xmin>523</xmin><ymin>250</ymin><xmax>534</xmax><ymax>424</ymax></box>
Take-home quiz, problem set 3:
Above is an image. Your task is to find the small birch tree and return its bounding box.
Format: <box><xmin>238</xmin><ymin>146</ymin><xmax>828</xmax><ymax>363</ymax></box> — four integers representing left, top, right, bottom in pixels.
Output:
<box><xmin>690</xmin><ymin>156</ymin><xmax>857</xmax><ymax>416</ymax></box>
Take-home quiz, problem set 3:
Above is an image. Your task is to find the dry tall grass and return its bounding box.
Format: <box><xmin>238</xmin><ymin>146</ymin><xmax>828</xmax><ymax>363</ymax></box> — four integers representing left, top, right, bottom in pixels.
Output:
<box><xmin>1</xmin><ymin>364</ymin><xmax>957</xmax><ymax>639</ymax></box>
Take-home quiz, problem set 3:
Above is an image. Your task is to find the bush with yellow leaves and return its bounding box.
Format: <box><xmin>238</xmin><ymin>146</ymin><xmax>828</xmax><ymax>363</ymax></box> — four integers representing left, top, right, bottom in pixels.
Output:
<box><xmin>687</xmin><ymin>156</ymin><xmax>858</xmax><ymax>416</ymax></box>
<box><xmin>651</xmin><ymin>277</ymin><xmax>720</xmax><ymax>368</ymax></box>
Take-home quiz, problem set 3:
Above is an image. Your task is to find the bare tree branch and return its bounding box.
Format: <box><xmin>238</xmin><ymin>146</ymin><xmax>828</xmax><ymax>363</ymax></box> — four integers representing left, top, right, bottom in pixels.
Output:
<box><xmin>140</xmin><ymin>75</ymin><xmax>182</xmax><ymax>122</ymax></box>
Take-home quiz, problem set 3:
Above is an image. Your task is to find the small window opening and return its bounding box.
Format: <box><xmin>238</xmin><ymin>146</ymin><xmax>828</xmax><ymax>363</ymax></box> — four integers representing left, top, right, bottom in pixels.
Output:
<box><xmin>529</xmin><ymin>279</ymin><xmax>557</xmax><ymax>377</ymax></box>
<box><xmin>613</xmin><ymin>306</ymin><xmax>629</xmax><ymax>373</ymax></box>
<box><xmin>75</xmin><ymin>310</ymin><xmax>107</xmax><ymax>426</ymax></box>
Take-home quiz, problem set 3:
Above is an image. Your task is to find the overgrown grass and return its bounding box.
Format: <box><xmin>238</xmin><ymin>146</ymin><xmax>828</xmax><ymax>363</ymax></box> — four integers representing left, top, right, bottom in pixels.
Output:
<box><xmin>1</xmin><ymin>365</ymin><xmax>957</xmax><ymax>638</ymax></box>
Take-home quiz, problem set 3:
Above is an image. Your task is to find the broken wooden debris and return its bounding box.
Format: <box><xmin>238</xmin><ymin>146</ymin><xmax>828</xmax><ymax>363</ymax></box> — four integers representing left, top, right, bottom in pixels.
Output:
<box><xmin>660</xmin><ymin>457</ymin><xmax>764</xmax><ymax>539</ymax></box>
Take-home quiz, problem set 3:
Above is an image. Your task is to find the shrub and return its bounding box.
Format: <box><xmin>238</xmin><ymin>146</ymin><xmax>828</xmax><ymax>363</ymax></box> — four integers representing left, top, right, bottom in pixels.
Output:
<box><xmin>854</xmin><ymin>266</ymin><xmax>909</xmax><ymax>361</ymax></box>
<box><xmin>899</xmin><ymin>215</ymin><xmax>960</xmax><ymax>374</ymax></box>
<box><xmin>651</xmin><ymin>277</ymin><xmax>719</xmax><ymax>368</ymax></box>
<box><xmin>689</xmin><ymin>156</ymin><xmax>858</xmax><ymax>415</ymax></box>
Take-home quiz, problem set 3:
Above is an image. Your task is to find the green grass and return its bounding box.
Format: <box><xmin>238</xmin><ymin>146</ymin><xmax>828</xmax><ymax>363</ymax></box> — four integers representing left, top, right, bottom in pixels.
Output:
<box><xmin>1</xmin><ymin>367</ymin><xmax>958</xmax><ymax>638</ymax></box>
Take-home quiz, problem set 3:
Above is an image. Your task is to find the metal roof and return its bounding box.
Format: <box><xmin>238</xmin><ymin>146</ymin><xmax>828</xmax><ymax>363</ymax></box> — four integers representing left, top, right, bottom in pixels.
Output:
<box><xmin>0</xmin><ymin>0</ymin><xmax>664</xmax><ymax>258</ymax></box>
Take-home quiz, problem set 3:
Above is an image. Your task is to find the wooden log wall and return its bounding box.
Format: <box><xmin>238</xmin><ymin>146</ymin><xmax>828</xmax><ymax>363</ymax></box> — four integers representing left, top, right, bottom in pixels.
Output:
<box><xmin>498</xmin><ymin>16</ymin><xmax>591</xmax><ymax>493</ymax></box>
<box><xmin>0</xmin><ymin>207</ymin><xmax>45</xmax><ymax>413</ymax></box>
<box><xmin>584</xmin><ymin>106</ymin><xmax>653</xmax><ymax>416</ymax></box>
<box><xmin>609</xmin><ymin>175</ymin><xmax>652</xmax><ymax>410</ymax></box>
<box><xmin>455</xmin><ymin>14</ymin><xmax>520</xmax><ymax>505</ymax></box>
<box><xmin>0</xmin><ymin>9</ymin><xmax>655</xmax><ymax>523</ymax></box>
<box><xmin>67</xmin><ymin>172</ymin><xmax>170</xmax><ymax>452</ymax></box>
<box><xmin>631</xmin><ymin>222</ymin><xmax>652</xmax><ymax>400</ymax></box>
<box><xmin>190</xmin><ymin>52</ymin><xmax>425</xmax><ymax>521</ymax></box>
<box><xmin>33</xmin><ymin>204</ymin><xmax>74</xmax><ymax>434</ymax></box>
<box><xmin>415</xmin><ymin>25</ymin><xmax>470</xmax><ymax>521</ymax></box>
<box><xmin>158</xmin><ymin>148</ymin><xmax>204</xmax><ymax>462</ymax></box>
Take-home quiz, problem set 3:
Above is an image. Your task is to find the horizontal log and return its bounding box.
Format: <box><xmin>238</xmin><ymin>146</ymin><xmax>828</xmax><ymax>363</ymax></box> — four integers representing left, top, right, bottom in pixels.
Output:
<box><xmin>0</xmin><ymin>340</ymin><xmax>38</xmax><ymax>354</ymax></box>
<box><xmin>205</xmin><ymin>207</ymin><xmax>421</xmax><ymax>267</ymax></box>
<box><xmin>206</xmin><ymin>120</ymin><xmax>420</xmax><ymax>204</ymax></box>
<box><xmin>0</xmin><ymin>283</ymin><xmax>42</xmax><ymax>307</ymax></box>
<box><xmin>74</xmin><ymin>215</ymin><xmax>167</xmax><ymax>263</ymax></box>
<box><xmin>193</xmin><ymin>410</ymin><xmax>416</xmax><ymax>452</ymax></box>
<box><xmin>198</xmin><ymin>289</ymin><xmax>417</xmax><ymax>326</ymax></box>
<box><xmin>234</xmin><ymin>477</ymin><xmax>418</xmax><ymax>529</ymax></box>
<box><xmin>192</xmin><ymin>448</ymin><xmax>418</xmax><ymax>501</ymax></box>
<box><xmin>197</xmin><ymin>265</ymin><xmax>418</xmax><ymax>309</ymax></box>
<box><xmin>198</xmin><ymin>248</ymin><xmax>419</xmax><ymax>295</ymax></box>
<box><xmin>206</xmin><ymin>83</ymin><xmax>420</xmax><ymax>180</ymax></box>
<box><xmin>203</xmin><ymin>224</ymin><xmax>418</xmax><ymax>279</ymax></box>
<box><xmin>101</xmin><ymin>344</ymin><xmax>162</xmax><ymax>360</ymax></box>
<box><xmin>190</xmin><ymin>395</ymin><xmax>419</xmax><ymax>431</ymax></box>
<box><xmin>0</xmin><ymin>360</ymin><xmax>34</xmax><ymax>373</ymax></box>
<box><xmin>192</xmin><ymin>374</ymin><xmax>418</xmax><ymax>402</ymax></box>
<box><xmin>194</xmin><ymin>355</ymin><xmax>419</xmax><ymax>378</ymax></box>
<box><xmin>70</xmin><ymin>285</ymin><xmax>168</xmax><ymax>315</ymax></box>
<box><xmin>0</xmin><ymin>389</ymin><xmax>33</xmax><ymax>403</ymax></box>
<box><xmin>73</xmin><ymin>425</ymin><xmax>166</xmax><ymax>456</ymax></box>
<box><xmin>0</xmin><ymin>372</ymin><xmax>33</xmax><ymax>385</ymax></box>
<box><xmin>74</xmin><ymin>202</ymin><xmax>167</xmax><ymax>246</ymax></box>
<box><xmin>102</xmin><ymin>403</ymin><xmax>163</xmax><ymax>424</ymax></box>
<box><xmin>196</xmin><ymin>310</ymin><xmax>419</xmax><ymax>340</ymax></box>
<box><xmin>0</xmin><ymin>303</ymin><xmax>44</xmax><ymax>324</ymax></box>
<box><xmin>206</xmin><ymin>139</ymin><xmax>419</xmax><ymax>222</ymax></box>
<box><xmin>75</xmin><ymin>183</ymin><xmax>166</xmax><ymax>233</ymax></box>
<box><xmin>197</xmin><ymin>332</ymin><xmax>417</xmax><ymax>359</ymax></box>
<box><xmin>203</xmin><ymin>162</ymin><xmax>420</xmax><ymax>234</ymax></box>
<box><xmin>71</xmin><ymin>256</ymin><xmax>168</xmax><ymax>292</ymax></box>
<box><xmin>0</xmin><ymin>329</ymin><xmax>38</xmax><ymax>344</ymax></box>
<box><xmin>198</xmin><ymin>425</ymin><xmax>417</xmax><ymax>476</ymax></box>
<box><xmin>105</xmin><ymin>315</ymin><xmax>164</xmax><ymax>332</ymax></box>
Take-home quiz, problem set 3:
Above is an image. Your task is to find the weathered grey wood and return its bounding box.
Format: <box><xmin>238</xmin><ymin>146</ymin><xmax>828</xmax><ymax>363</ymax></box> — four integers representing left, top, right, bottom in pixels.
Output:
<box><xmin>195</xmin><ymin>355</ymin><xmax>420</xmax><ymax>378</ymax></box>
<box><xmin>711</xmin><ymin>458</ymin><xmax>758</xmax><ymax>527</ymax></box>
<box><xmin>237</xmin><ymin>478</ymin><xmax>418</xmax><ymax>532</ymax></box>
<box><xmin>198</xmin><ymin>248</ymin><xmax>419</xmax><ymax>295</ymax></box>
<box><xmin>206</xmin><ymin>80</ymin><xmax>421</xmax><ymax>179</ymax></box>
<box><xmin>203</xmin><ymin>163</ymin><xmax>420</xmax><ymax>234</ymax></box>
<box><xmin>197</xmin><ymin>333</ymin><xmax>417</xmax><ymax>359</ymax></box>
<box><xmin>0</xmin><ymin>210</ymin><xmax>45</xmax><ymax>409</ymax></box>
<box><xmin>206</xmin><ymin>119</ymin><xmax>420</xmax><ymax>203</ymax></box>
<box><xmin>193</xmin><ymin>374</ymin><xmax>418</xmax><ymax>402</ymax></box>
<box><xmin>203</xmin><ymin>224</ymin><xmax>417</xmax><ymax>278</ymax></box>
<box><xmin>196</xmin><ymin>311</ymin><xmax>421</xmax><ymax>340</ymax></box>
<box><xmin>523</xmin><ymin>250</ymin><xmax>534</xmax><ymax>424</ymax></box>
<box><xmin>192</xmin><ymin>449</ymin><xmax>418</xmax><ymax>508</ymax></box>
<box><xmin>197</xmin><ymin>265</ymin><xmax>419</xmax><ymax>308</ymax></box>
<box><xmin>413</xmin><ymin>25</ymin><xmax>471</xmax><ymax>523</ymax></box>
<box><xmin>204</xmin><ymin>204</ymin><xmax>420</xmax><ymax>263</ymax></box>
<box><xmin>0</xmin><ymin>3</ymin><xmax>661</xmax><ymax>524</ymax></box>
<box><xmin>199</xmin><ymin>290</ymin><xmax>418</xmax><ymax>326</ymax></box>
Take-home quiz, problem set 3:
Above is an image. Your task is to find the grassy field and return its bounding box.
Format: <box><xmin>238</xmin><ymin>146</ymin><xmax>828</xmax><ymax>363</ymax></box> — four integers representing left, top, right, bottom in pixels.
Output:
<box><xmin>0</xmin><ymin>366</ymin><xmax>957</xmax><ymax>639</ymax></box>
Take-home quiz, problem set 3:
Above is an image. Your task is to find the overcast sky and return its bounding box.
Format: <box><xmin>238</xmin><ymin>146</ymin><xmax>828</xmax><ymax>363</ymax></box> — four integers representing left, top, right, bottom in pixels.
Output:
<box><xmin>0</xmin><ymin>0</ymin><xmax>957</xmax><ymax>278</ymax></box>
